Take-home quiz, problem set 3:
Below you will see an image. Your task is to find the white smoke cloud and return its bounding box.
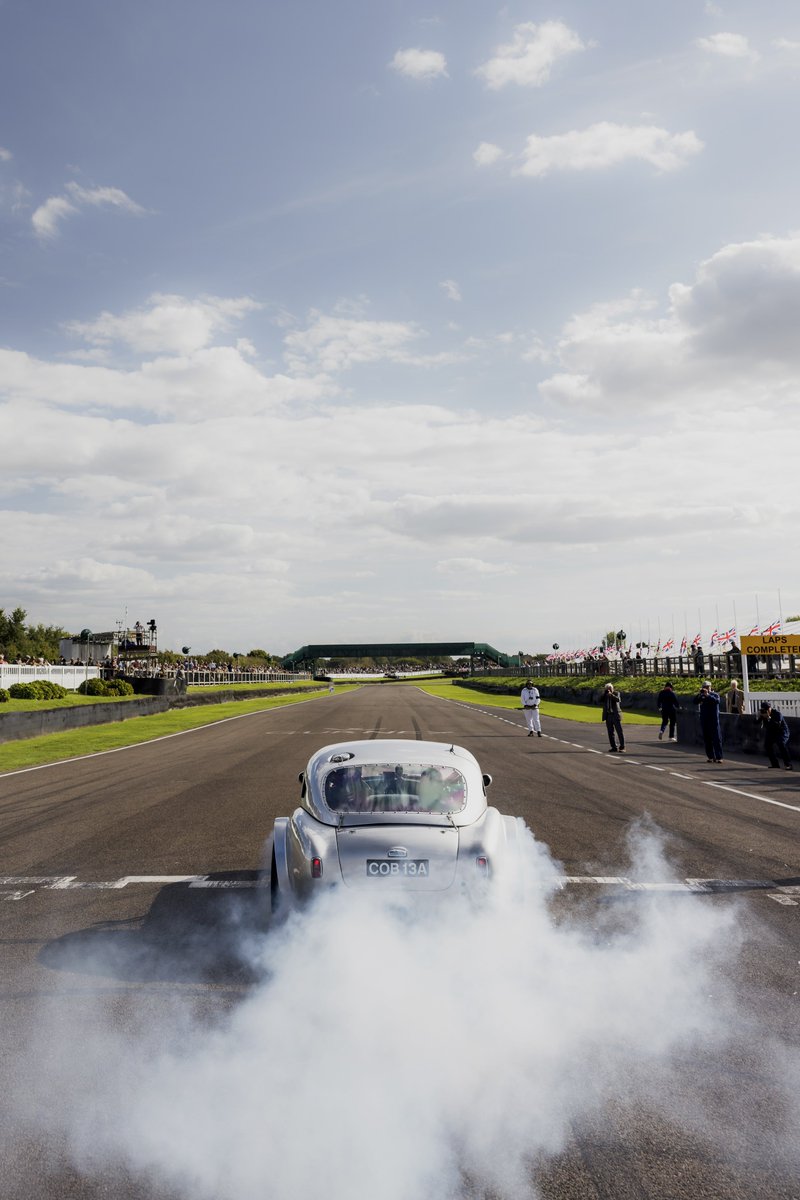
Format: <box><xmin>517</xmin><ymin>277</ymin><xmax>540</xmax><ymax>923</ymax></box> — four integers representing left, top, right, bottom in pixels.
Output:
<box><xmin>6</xmin><ymin>825</ymin><xmax>799</xmax><ymax>1198</ymax></box>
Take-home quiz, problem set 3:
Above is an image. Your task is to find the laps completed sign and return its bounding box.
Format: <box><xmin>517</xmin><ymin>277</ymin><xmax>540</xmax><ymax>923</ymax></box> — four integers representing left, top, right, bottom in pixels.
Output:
<box><xmin>741</xmin><ymin>634</ymin><xmax>800</xmax><ymax>656</ymax></box>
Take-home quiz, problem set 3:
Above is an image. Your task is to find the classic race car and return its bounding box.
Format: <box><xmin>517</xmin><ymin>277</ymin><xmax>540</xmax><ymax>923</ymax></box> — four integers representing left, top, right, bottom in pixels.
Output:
<box><xmin>266</xmin><ymin>739</ymin><xmax>527</xmax><ymax>916</ymax></box>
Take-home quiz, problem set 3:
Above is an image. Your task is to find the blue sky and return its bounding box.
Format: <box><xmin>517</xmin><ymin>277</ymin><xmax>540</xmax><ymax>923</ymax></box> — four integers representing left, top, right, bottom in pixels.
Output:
<box><xmin>1</xmin><ymin>0</ymin><xmax>798</xmax><ymax>655</ymax></box>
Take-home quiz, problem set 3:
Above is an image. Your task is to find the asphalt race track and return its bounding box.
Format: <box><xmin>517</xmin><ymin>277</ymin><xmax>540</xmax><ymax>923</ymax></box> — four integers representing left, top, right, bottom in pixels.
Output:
<box><xmin>0</xmin><ymin>683</ymin><xmax>798</xmax><ymax>1199</ymax></box>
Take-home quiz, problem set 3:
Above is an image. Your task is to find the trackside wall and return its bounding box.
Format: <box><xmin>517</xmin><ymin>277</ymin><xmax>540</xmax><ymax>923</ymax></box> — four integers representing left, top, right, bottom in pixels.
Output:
<box><xmin>0</xmin><ymin>697</ymin><xmax>168</xmax><ymax>744</ymax></box>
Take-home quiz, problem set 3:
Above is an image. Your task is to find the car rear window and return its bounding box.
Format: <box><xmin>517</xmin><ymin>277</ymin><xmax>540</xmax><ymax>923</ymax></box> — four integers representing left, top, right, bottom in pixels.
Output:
<box><xmin>323</xmin><ymin>763</ymin><xmax>467</xmax><ymax>814</ymax></box>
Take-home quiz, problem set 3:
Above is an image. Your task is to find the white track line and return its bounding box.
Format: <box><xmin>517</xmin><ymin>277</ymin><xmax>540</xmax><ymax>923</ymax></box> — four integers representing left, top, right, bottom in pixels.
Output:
<box><xmin>704</xmin><ymin>782</ymin><xmax>800</xmax><ymax>814</ymax></box>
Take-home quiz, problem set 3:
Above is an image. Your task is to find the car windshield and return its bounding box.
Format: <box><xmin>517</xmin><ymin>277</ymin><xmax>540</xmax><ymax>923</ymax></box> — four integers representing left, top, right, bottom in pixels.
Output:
<box><xmin>323</xmin><ymin>763</ymin><xmax>467</xmax><ymax>814</ymax></box>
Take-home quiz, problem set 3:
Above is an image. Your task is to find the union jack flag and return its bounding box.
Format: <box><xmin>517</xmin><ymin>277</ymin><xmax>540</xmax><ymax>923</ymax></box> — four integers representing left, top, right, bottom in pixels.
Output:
<box><xmin>663</xmin><ymin>637</ymin><xmax>674</xmax><ymax>651</ymax></box>
<box><xmin>710</xmin><ymin>630</ymin><xmax>719</xmax><ymax>646</ymax></box>
<box><xmin>691</xmin><ymin>633</ymin><xmax>702</xmax><ymax>648</ymax></box>
<box><xmin>763</xmin><ymin>619</ymin><xmax>781</xmax><ymax>635</ymax></box>
<box><xmin>719</xmin><ymin>627</ymin><xmax>736</xmax><ymax>643</ymax></box>
<box><xmin>747</xmin><ymin>624</ymin><xmax>759</xmax><ymax>636</ymax></box>
<box><xmin>680</xmin><ymin>636</ymin><xmax>688</xmax><ymax>653</ymax></box>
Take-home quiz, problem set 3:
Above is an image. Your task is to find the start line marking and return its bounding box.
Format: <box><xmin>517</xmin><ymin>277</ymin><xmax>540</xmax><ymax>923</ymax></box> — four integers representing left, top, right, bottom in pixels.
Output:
<box><xmin>1</xmin><ymin>874</ymin><xmax>798</xmax><ymax>904</ymax></box>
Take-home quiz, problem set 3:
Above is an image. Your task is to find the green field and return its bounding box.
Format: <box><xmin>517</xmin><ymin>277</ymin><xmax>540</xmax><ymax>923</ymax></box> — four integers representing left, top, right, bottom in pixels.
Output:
<box><xmin>0</xmin><ymin>686</ymin><xmax>360</xmax><ymax>774</ymax></box>
<box><xmin>415</xmin><ymin>679</ymin><xmax>661</xmax><ymax>725</ymax></box>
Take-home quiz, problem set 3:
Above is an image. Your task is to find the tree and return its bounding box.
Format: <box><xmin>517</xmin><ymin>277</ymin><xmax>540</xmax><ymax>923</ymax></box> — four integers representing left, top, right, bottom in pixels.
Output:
<box><xmin>0</xmin><ymin>607</ymin><xmax>71</xmax><ymax>661</ymax></box>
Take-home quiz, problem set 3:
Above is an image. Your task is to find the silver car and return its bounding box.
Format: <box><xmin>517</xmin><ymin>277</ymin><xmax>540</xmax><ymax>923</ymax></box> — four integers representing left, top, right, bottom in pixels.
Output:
<box><xmin>266</xmin><ymin>739</ymin><xmax>526</xmax><ymax>915</ymax></box>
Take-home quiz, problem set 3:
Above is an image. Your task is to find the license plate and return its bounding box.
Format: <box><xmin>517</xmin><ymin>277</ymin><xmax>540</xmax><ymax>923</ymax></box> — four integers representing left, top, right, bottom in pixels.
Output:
<box><xmin>366</xmin><ymin>860</ymin><xmax>429</xmax><ymax>877</ymax></box>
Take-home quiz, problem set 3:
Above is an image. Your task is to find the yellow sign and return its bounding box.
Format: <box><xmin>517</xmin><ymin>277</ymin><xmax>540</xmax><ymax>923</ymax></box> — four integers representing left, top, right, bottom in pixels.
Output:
<box><xmin>741</xmin><ymin>635</ymin><xmax>800</xmax><ymax>656</ymax></box>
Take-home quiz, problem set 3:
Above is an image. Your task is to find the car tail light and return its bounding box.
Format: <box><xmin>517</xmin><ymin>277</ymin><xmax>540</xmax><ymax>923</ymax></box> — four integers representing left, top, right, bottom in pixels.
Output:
<box><xmin>311</xmin><ymin>857</ymin><xmax>323</xmax><ymax>879</ymax></box>
<box><xmin>475</xmin><ymin>856</ymin><xmax>489</xmax><ymax>876</ymax></box>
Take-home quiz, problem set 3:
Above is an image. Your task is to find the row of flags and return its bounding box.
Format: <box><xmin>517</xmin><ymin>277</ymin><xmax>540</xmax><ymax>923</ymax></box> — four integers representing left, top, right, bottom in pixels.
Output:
<box><xmin>543</xmin><ymin>621</ymin><xmax>782</xmax><ymax>663</ymax></box>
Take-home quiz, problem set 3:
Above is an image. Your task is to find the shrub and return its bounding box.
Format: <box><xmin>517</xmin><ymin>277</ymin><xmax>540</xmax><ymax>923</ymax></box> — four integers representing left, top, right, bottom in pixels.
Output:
<box><xmin>9</xmin><ymin>679</ymin><xmax>70</xmax><ymax>700</ymax></box>
<box><xmin>104</xmin><ymin>678</ymin><xmax>135</xmax><ymax>696</ymax></box>
<box><xmin>77</xmin><ymin>678</ymin><xmax>109</xmax><ymax>696</ymax></box>
<box><xmin>9</xmin><ymin>682</ymin><xmax>41</xmax><ymax>699</ymax></box>
<box><xmin>0</xmin><ymin>688</ymin><xmax>9</xmax><ymax>703</ymax></box>
<box><xmin>32</xmin><ymin>680</ymin><xmax>68</xmax><ymax>699</ymax></box>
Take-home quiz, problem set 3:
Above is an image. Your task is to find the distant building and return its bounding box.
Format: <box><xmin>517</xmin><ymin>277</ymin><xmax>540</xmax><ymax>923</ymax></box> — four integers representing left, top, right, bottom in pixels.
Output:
<box><xmin>59</xmin><ymin>632</ymin><xmax>116</xmax><ymax>662</ymax></box>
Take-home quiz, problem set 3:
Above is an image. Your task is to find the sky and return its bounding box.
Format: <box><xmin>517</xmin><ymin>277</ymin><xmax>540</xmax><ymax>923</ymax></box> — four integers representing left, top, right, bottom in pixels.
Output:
<box><xmin>1</xmin><ymin>0</ymin><xmax>798</xmax><ymax>657</ymax></box>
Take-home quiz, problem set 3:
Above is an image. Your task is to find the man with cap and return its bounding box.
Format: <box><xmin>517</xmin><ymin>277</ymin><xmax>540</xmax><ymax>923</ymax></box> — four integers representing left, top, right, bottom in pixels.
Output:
<box><xmin>520</xmin><ymin>679</ymin><xmax>542</xmax><ymax>737</ymax></box>
<box><xmin>692</xmin><ymin>681</ymin><xmax>723</xmax><ymax>762</ymax></box>
<box><xmin>759</xmin><ymin>702</ymin><xmax>793</xmax><ymax>769</ymax></box>
<box><xmin>656</xmin><ymin>681</ymin><xmax>680</xmax><ymax>741</ymax></box>
<box><xmin>601</xmin><ymin>682</ymin><xmax>625</xmax><ymax>753</ymax></box>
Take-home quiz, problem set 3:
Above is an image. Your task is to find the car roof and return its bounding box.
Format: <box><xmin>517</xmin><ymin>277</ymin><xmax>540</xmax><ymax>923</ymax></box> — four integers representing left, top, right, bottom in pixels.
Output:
<box><xmin>302</xmin><ymin>739</ymin><xmax>487</xmax><ymax>827</ymax></box>
<box><xmin>307</xmin><ymin>738</ymin><xmax>481</xmax><ymax>771</ymax></box>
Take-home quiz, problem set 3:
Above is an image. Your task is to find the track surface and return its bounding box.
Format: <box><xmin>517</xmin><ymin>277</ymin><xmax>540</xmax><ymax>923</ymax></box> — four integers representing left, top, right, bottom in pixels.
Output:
<box><xmin>0</xmin><ymin>684</ymin><xmax>798</xmax><ymax>1198</ymax></box>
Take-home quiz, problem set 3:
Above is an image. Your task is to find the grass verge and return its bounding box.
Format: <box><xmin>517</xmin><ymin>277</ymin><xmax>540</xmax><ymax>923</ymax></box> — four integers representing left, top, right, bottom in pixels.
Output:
<box><xmin>415</xmin><ymin>679</ymin><xmax>660</xmax><ymax>725</ymax></box>
<box><xmin>0</xmin><ymin>693</ymin><xmax>137</xmax><ymax>713</ymax></box>
<box><xmin>0</xmin><ymin>686</ymin><xmax>361</xmax><ymax>774</ymax></box>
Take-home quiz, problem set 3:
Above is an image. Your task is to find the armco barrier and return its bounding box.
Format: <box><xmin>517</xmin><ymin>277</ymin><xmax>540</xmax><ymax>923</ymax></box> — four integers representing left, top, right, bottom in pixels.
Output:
<box><xmin>0</xmin><ymin>697</ymin><xmax>168</xmax><ymax>744</ymax></box>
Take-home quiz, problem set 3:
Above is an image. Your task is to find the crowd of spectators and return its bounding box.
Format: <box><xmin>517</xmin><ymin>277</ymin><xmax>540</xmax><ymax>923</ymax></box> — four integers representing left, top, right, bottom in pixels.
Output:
<box><xmin>0</xmin><ymin>654</ymin><xmax>55</xmax><ymax>666</ymax></box>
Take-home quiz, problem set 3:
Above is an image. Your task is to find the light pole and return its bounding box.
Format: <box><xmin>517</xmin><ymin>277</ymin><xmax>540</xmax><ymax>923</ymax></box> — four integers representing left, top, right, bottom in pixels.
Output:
<box><xmin>81</xmin><ymin>628</ymin><xmax>92</xmax><ymax>688</ymax></box>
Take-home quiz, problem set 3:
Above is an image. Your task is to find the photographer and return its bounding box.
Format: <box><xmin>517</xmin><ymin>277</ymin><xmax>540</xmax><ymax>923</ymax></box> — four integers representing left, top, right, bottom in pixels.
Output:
<box><xmin>759</xmin><ymin>702</ymin><xmax>793</xmax><ymax>770</ymax></box>
<box><xmin>601</xmin><ymin>682</ymin><xmax>625</xmax><ymax>753</ymax></box>
<box><xmin>693</xmin><ymin>681</ymin><xmax>723</xmax><ymax>763</ymax></box>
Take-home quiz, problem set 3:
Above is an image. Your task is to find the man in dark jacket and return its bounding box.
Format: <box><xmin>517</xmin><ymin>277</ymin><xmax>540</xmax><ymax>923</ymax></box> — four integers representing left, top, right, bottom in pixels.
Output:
<box><xmin>760</xmin><ymin>702</ymin><xmax>793</xmax><ymax>769</ymax></box>
<box><xmin>656</xmin><ymin>681</ymin><xmax>680</xmax><ymax>741</ymax></box>
<box><xmin>693</xmin><ymin>681</ymin><xmax>723</xmax><ymax>762</ymax></box>
<box><xmin>601</xmin><ymin>682</ymin><xmax>625</xmax><ymax>753</ymax></box>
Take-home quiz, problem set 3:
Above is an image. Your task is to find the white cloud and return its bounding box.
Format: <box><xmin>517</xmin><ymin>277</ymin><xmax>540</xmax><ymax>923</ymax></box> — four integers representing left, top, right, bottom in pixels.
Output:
<box><xmin>439</xmin><ymin>279</ymin><xmax>462</xmax><ymax>302</ymax></box>
<box><xmin>25</xmin><ymin>557</ymin><xmax>158</xmax><ymax>590</ymax></box>
<box><xmin>2</xmin><ymin>252</ymin><xmax>800</xmax><ymax>652</ymax></box>
<box><xmin>536</xmin><ymin>233</ymin><xmax>800</xmax><ymax>414</ymax></box>
<box><xmin>32</xmin><ymin>194</ymin><xmax>80</xmax><ymax>239</ymax></box>
<box><xmin>31</xmin><ymin>180</ymin><xmax>145</xmax><ymax>239</ymax></box>
<box><xmin>65</xmin><ymin>293</ymin><xmax>261</xmax><ymax>356</ymax></box>
<box><xmin>695</xmin><ymin>32</ymin><xmax>759</xmax><ymax>60</ymax></box>
<box><xmin>668</xmin><ymin>233</ymin><xmax>800</xmax><ymax>362</ymax></box>
<box><xmin>773</xmin><ymin>38</ymin><xmax>800</xmax><ymax>51</ymax></box>
<box><xmin>476</xmin><ymin>20</ymin><xmax>586</xmax><ymax>89</ymax></box>
<box><xmin>436</xmin><ymin>557</ymin><xmax>515</xmax><ymax>576</ymax></box>
<box><xmin>0</xmin><ymin>146</ymin><xmax>11</xmax><ymax>162</ymax></box>
<box><xmin>389</xmin><ymin>48</ymin><xmax>448</xmax><ymax>80</ymax></box>
<box><xmin>473</xmin><ymin>141</ymin><xmax>504</xmax><ymax>167</ymax></box>
<box><xmin>516</xmin><ymin>122</ymin><xmax>704</xmax><ymax>177</ymax></box>
<box><xmin>283</xmin><ymin>309</ymin><xmax>461</xmax><ymax>373</ymax></box>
